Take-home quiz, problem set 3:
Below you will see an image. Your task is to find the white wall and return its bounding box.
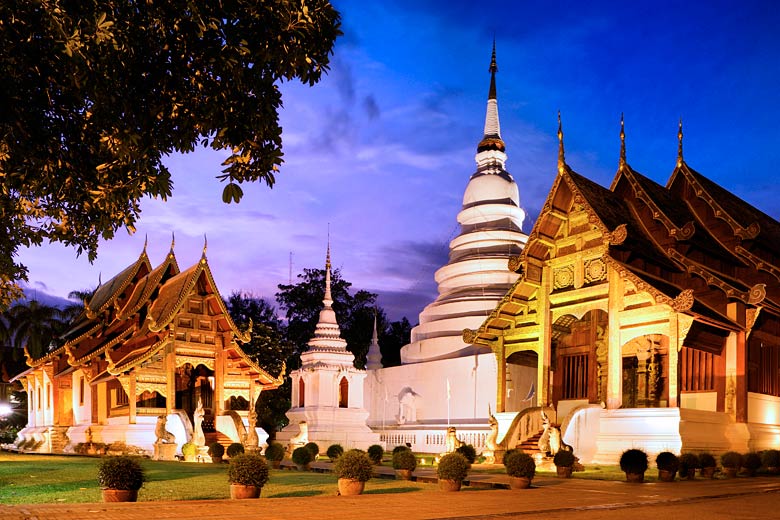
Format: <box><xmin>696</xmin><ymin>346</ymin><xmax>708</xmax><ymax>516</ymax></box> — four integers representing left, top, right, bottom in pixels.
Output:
<box><xmin>71</xmin><ymin>370</ymin><xmax>92</xmax><ymax>425</ymax></box>
<box><xmin>748</xmin><ymin>392</ymin><xmax>780</xmax><ymax>425</ymax></box>
<box><xmin>681</xmin><ymin>391</ymin><xmax>717</xmax><ymax>412</ymax></box>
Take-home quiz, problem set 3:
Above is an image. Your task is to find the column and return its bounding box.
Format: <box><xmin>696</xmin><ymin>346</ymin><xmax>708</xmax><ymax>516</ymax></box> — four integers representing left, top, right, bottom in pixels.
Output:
<box><xmin>128</xmin><ymin>375</ymin><xmax>137</xmax><ymax>424</ymax></box>
<box><xmin>606</xmin><ymin>267</ymin><xmax>624</xmax><ymax>409</ymax></box>
<box><xmin>495</xmin><ymin>342</ymin><xmax>506</xmax><ymax>412</ymax></box>
<box><xmin>726</xmin><ymin>302</ymin><xmax>747</xmax><ymax>423</ymax></box>
<box><xmin>538</xmin><ymin>265</ymin><xmax>553</xmax><ymax>407</ymax></box>
<box><xmin>667</xmin><ymin>313</ymin><xmax>680</xmax><ymax>408</ymax></box>
<box><xmin>165</xmin><ymin>341</ymin><xmax>176</xmax><ymax>414</ymax></box>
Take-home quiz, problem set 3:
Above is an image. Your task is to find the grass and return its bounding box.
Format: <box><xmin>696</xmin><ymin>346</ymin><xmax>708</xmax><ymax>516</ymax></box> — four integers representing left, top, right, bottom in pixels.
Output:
<box><xmin>0</xmin><ymin>453</ymin><xmax>435</xmax><ymax>504</ymax></box>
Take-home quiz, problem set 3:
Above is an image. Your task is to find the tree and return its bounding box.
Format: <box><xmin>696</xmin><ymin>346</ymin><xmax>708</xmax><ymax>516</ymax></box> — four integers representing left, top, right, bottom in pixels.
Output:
<box><xmin>0</xmin><ymin>1</ymin><xmax>342</xmax><ymax>307</ymax></box>
<box><xmin>379</xmin><ymin>317</ymin><xmax>412</xmax><ymax>368</ymax></box>
<box><xmin>226</xmin><ymin>291</ymin><xmax>294</xmax><ymax>436</ymax></box>
<box><xmin>5</xmin><ymin>300</ymin><xmax>65</xmax><ymax>359</ymax></box>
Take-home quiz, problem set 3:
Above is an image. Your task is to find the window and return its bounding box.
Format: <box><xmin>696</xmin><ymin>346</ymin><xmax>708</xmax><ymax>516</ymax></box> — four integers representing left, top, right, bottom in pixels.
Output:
<box><xmin>338</xmin><ymin>377</ymin><xmax>349</xmax><ymax>408</ymax></box>
<box><xmin>79</xmin><ymin>377</ymin><xmax>85</xmax><ymax>406</ymax></box>
<box><xmin>561</xmin><ymin>354</ymin><xmax>589</xmax><ymax>399</ymax></box>
<box><xmin>115</xmin><ymin>387</ymin><xmax>129</xmax><ymax>406</ymax></box>
<box><xmin>298</xmin><ymin>378</ymin><xmax>305</xmax><ymax>408</ymax></box>
<box><xmin>680</xmin><ymin>347</ymin><xmax>715</xmax><ymax>391</ymax></box>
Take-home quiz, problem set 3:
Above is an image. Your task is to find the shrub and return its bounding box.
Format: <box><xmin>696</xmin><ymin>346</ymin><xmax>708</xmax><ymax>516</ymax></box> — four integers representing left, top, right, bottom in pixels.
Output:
<box><xmin>292</xmin><ymin>446</ymin><xmax>314</xmax><ymax>466</ymax></box>
<box><xmin>181</xmin><ymin>442</ymin><xmax>198</xmax><ymax>457</ymax></box>
<box><xmin>721</xmin><ymin>451</ymin><xmax>742</xmax><ymax>469</ymax></box>
<box><xmin>367</xmin><ymin>444</ymin><xmax>384</xmax><ymax>465</ymax></box>
<box><xmin>208</xmin><ymin>442</ymin><xmax>225</xmax><ymax>458</ymax></box>
<box><xmin>393</xmin><ymin>445</ymin><xmax>411</xmax><ymax>455</ymax></box>
<box><xmin>227</xmin><ymin>453</ymin><xmax>269</xmax><ymax>487</ymax></box>
<box><xmin>334</xmin><ymin>449</ymin><xmax>373</xmax><ymax>482</ymax></box>
<box><xmin>504</xmin><ymin>451</ymin><xmax>536</xmax><ymax>479</ymax></box>
<box><xmin>97</xmin><ymin>456</ymin><xmax>145</xmax><ymax>491</ymax></box>
<box><xmin>655</xmin><ymin>451</ymin><xmax>679</xmax><ymax>472</ymax></box>
<box><xmin>326</xmin><ymin>444</ymin><xmax>344</xmax><ymax>460</ymax></box>
<box><xmin>619</xmin><ymin>449</ymin><xmax>648</xmax><ymax>474</ymax></box>
<box><xmin>304</xmin><ymin>441</ymin><xmax>320</xmax><ymax>458</ymax></box>
<box><xmin>392</xmin><ymin>448</ymin><xmax>417</xmax><ymax>471</ymax></box>
<box><xmin>455</xmin><ymin>444</ymin><xmax>477</xmax><ymax>465</ymax></box>
<box><xmin>264</xmin><ymin>442</ymin><xmax>286</xmax><ymax>462</ymax></box>
<box><xmin>227</xmin><ymin>443</ymin><xmax>245</xmax><ymax>458</ymax></box>
<box><xmin>502</xmin><ymin>448</ymin><xmax>519</xmax><ymax>466</ymax></box>
<box><xmin>761</xmin><ymin>449</ymin><xmax>780</xmax><ymax>468</ymax></box>
<box><xmin>678</xmin><ymin>452</ymin><xmax>699</xmax><ymax>474</ymax></box>
<box><xmin>698</xmin><ymin>452</ymin><xmax>716</xmax><ymax>469</ymax></box>
<box><xmin>553</xmin><ymin>450</ymin><xmax>575</xmax><ymax>468</ymax></box>
<box><xmin>437</xmin><ymin>452</ymin><xmax>470</xmax><ymax>482</ymax></box>
<box><xmin>743</xmin><ymin>452</ymin><xmax>762</xmax><ymax>472</ymax></box>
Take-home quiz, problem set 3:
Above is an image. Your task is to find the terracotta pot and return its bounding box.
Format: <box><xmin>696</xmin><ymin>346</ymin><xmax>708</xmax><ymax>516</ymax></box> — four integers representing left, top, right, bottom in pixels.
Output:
<box><xmin>700</xmin><ymin>466</ymin><xmax>716</xmax><ymax>479</ymax></box>
<box><xmin>271</xmin><ymin>460</ymin><xmax>281</xmax><ymax>469</ymax></box>
<box><xmin>338</xmin><ymin>478</ymin><xmax>365</xmax><ymax>496</ymax></box>
<box><xmin>509</xmin><ymin>476</ymin><xmax>532</xmax><ymax>489</ymax></box>
<box><xmin>296</xmin><ymin>463</ymin><xmax>310</xmax><ymax>471</ymax></box>
<box><xmin>625</xmin><ymin>472</ymin><xmax>645</xmax><ymax>483</ymax></box>
<box><xmin>556</xmin><ymin>466</ymin><xmax>572</xmax><ymax>478</ymax></box>
<box><xmin>438</xmin><ymin>479</ymin><xmax>462</xmax><ymax>492</ymax></box>
<box><xmin>230</xmin><ymin>483</ymin><xmax>261</xmax><ymax>499</ymax></box>
<box><xmin>724</xmin><ymin>467</ymin><xmax>739</xmax><ymax>478</ymax></box>
<box><xmin>658</xmin><ymin>469</ymin><xmax>676</xmax><ymax>482</ymax></box>
<box><xmin>395</xmin><ymin>469</ymin><xmax>413</xmax><ymax>480</ymax></box>
<box><xmin>683</xmin><ymin>468</ymin><xmax>696</xmax><ymax>480</ymax></box>
<box><xmin>768</xmin><ymin>466</ymin><xmax>780</xmax><ymax>475</ymax></box>
<box><xmin>101</xmin><ymin>489</ymin><xmax>138</xmax><ymax>502</ymax></box>
<box><xmin>211</xmin><ymin>456</ymin><xmax>223</xmax><ymax>464</ymax></box>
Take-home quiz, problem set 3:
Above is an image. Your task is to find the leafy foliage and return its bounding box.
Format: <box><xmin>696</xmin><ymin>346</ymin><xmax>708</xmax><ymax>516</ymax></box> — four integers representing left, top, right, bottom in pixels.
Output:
<box><xmin>264</xmin><ymin>442</ymin><xmax>286</xmax><ymax>462</ymax></box>
<box><xmin>553</xmin><ymin>450</ymin><xmax>575</xmax><ymax>468</ymax></box>
<box><xmin>698</xmin><ymin>452</ymin><xmax>716</xmax><ymax>469</ymax></box>
<box><xmin>367</xmin><ymin>444</ymin><xmax>384</xmax><ymax>465</ymax></box>
<box><xmin>227</xmin><ymin>443</ymin><xmax>245</xmax><ymax>458</ymax></box>
<box><xmin>227</xmin><ymin>453</ymin><xmax>269</xmax><ymax>487</ymax></box>
<box><xmin>0</xmin><ymin>1</ymin><xmax>342</xmax><ymax>304</ymax></box>
<box><xmin>762</xmin><ymin>449</ymin><xmax>780</xmax><ymax>468</ymax></box>
<box><xmin>304</xmin><ymin>441</ymin><xmax>320</xmax><ymax>458</ymax></box>
<box><xmin>655</xmin><ymin>451</ymin><xmax>679</xmax><ymax>472</ymax></box>
<box><xmin>721</xmin><ymin>451</ymin><xmax>742</xmax><ymax>469</ymax></box>
<box><xmin>326</xmin><ymin>444</ymin><xmax>344</xmax><ymax>460</ymax></box>
<box><xmin>207</xmin><ymin>442</ymin><xmax>224</xmax><ymax>458</ymax></box>
<box><xmin>455</xmin><ymin>444</ymin><xmax>476</xmax><ymax>465</ymax></box>
<box><xmin>292</xmin><ymin>446</ymin><xmax>313</xmax><ymax>466</ymax></box>
<box><xmin>181</xmin><ymin>442</ymin><xmax>198</xmax><ymax>457</ymax></box>
<box><xmin>96</xmin><ymin>456</ymin><xmax>145</xmax><ymax>490</ymax></box>
<box><xmin>333</xmin><ymin>449</ymin><xmax>373</xmax><ymax>482</ymax></box>
<box><xmin>678</xmin><ymin>452</ymin><xmax>699</xmax><ymax>473</ymax></box>
<box><xmin>437</xmin><ymin>453</ymin><xmax>469</xmax><ymax>481</ymax></box>
<box><xmin>743</xmin><ymin>452</ymin><xmax>762</xmax><ymax>471</ymax></box>
<box><xmin>392</xmin><ymin>449</ymin><xmax>417</xmax><ymax>471</ymax></box>
<box><xmin>619</xmin><ymin>449</ymin><xmax>648</xmax><ymax>474</ymax></box>
<box><xmin>504</xmin><ymin>451</ymin><xmax>536</xmax><ymax>478</ymax></box>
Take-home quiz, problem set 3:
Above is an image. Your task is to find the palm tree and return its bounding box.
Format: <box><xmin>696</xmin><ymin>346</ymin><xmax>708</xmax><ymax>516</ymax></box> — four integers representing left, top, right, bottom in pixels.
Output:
<box><xmin>60</xmin><ymin>288</ymin><xmax>95</xmax><ymax>323</ymax></box>
<box><xmin>7</xmin><ymin>300</ymin><xmax>64</xmax><ymax>359</ymax></box>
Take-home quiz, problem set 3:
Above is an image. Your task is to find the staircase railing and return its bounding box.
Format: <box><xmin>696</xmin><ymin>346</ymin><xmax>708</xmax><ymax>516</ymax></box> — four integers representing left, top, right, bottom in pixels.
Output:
<box><xmin>499</xmin><ymin>406</ymin><xmax>556</xmax><ymax>450</ymax></box>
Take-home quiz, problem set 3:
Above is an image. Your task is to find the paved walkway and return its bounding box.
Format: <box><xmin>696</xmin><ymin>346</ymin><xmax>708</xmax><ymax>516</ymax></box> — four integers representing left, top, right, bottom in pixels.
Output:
<box><xmin>2</xmin><ymin>463</ymin><xmax>780</xmax><ymax>519</ymax></box>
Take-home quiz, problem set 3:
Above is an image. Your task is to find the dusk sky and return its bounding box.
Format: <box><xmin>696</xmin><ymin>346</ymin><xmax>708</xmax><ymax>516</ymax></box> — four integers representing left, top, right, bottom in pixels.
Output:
<box><xmin>17</xmin><ymin>0</ymin><xmax>780</xmax><ymax>321</ymax></box>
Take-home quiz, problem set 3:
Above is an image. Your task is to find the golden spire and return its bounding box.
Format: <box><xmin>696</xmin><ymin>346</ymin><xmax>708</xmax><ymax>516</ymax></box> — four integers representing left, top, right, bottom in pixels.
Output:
<box><xmin>201</xmin><ymin>234</ymin><xmax>208</xmax><ymax>263</ymax></box>
<box><xmin>143</xmin><ymin>233</ymin><xmax>148</xmax><ymax>253</ymax></box>
<box><xmin>557</xmin><ymin>111</ymin><xmax>566</xmax><ymax>175</ymax></box>
<box><xmin>619</xmin><ymin>113</ymin><xmax>627</xmax><ymax>170</ymax></box>
<box><xmin>677</xmin><ymin>117</ymin><xmax>684</xmax><ymax>167</ymax></box>
<box><xmin>170</xmin><ymin>231</ymin><xmax>175</xmax><ymax>252</ymax></box>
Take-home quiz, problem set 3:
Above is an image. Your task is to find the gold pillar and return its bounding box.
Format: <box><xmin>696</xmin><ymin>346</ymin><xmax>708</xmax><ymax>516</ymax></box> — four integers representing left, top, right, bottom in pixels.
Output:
<box><xmin>726</xmin><ymin>302</ymin><xmax>747</xmax><ymax>423</ymax></box>
<box><xmin>538</xmin><ymin>265</ymin><xmax>552</xmax><ymax>407</ymax></box>
<box><xmin>128</xmin><ymin>375</ymin><xmax>137</xmax><ymax>424</ymax></box>
<box><xmin>165</xmin><ymin>341</ymin><xmax>176</xmax><ymax>414</ymax></box>
<box><xmin>668</xmin><ymin>313</ymin><xmax>680</xmax><ymax>408</ymax></box>
<box><xmin>495</xmin><ymin>340</ymin><xmax>506</xmax><ymax>412</ymax></box>
<box><xmin>214</xmin><ymin>335</ymin><xmax>227</xmax><ymax>416</ymax></box>
<box><xmin>606</xmin><ymin>266</ymin><xmax>624</xmax><ymax>409</ymax></box>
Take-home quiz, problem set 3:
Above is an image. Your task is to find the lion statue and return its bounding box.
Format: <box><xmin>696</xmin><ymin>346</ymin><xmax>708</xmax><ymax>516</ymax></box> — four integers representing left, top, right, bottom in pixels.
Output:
<box><xmin>444</xmin><ymin>426</ymin><xmax>465</xmax><ymax>454</ymax></box>
<box><xmin>155</xmin><ymin>415</ymin><xmax>176</xmax><ymax>444</ymax></box>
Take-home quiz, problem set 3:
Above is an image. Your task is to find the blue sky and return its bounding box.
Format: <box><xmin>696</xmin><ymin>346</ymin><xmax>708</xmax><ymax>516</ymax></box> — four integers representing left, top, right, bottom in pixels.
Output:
<box><xmin>17</xmin><ymin>0</ymin><xmax>780</xmax><ymax>321</ymax></box>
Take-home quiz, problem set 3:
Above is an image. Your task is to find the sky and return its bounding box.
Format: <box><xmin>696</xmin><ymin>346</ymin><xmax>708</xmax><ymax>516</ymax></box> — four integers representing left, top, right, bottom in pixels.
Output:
<box><xmin>16</xmin><ymin>0</ymin><xmax>780</xmax><ymax>321</ymax></box>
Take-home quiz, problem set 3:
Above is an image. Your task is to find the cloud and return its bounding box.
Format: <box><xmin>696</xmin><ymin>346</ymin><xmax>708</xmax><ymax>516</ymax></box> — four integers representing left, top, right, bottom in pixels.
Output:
<box><xmin>363</xmin><ymin>95</ymin><xmax>380</xmax><ymax>120</ymax></box>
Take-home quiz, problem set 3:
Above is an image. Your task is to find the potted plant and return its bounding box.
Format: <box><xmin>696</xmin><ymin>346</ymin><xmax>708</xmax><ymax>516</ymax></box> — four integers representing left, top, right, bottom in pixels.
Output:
<box><xmin>761</xmin><ymin>449</ymin><xmax>780</xmax><ymax>474</ymax></box>
<box><xmin>181</xmin><ymin>442</ymin><xmax>198</xmax><ymax>462</ymax></box>
<box><xmin>97</xmin><ymin>456</ymin><xmax>145</xmax><ymax>502</ymax></box>
<box><xmin>437</xmin><ymin>452</ymin><xmax>470</xmax><ymax>492</ymax></box>
<box><xmin>367</xmin><ymin>444</ymin><xmax>384</xmax><ymax>465</ymax></box>
<box><xmin>678</xmin><ymin>452</ymin><xmax>699</xmax><ymax>480</ymax></box>
<box><xmin>619</xmin><ymin>448</ymin><xmax>648</xmax><ymax>483</ymax></box>
<box><xmin>292</xmin><ymin>446</ymin><xmax>314</xmax><ymax>471</ymax></box>
<box><xmin>553</xmin><ymin>450</ymin><xmax>576</xmax><ymax>478</ymax></box>
<box><xmin>393</xmin><ymin>445</ymin><xmax>410</xmax><ymax>455</ymax></box>
<box><xmin>455</xmin><ymin>444</ymin><xmax>477</xmax><ymax>465</ymax></box>
<box><xmin>743</xmin><ymin>452</ymin><xmax>762</xmax><ymax>477</ymax></box>
<box><xmin>304</xmin><ymin>441</ymin><xmax>320</xmax><ymax>460</ymax></box>
<box><xmin>392</xmin><ymin>447</ymin><xmax>417</xmax><ymax>480</ymax></box>
<box><xmin>654</xmin><ymin>451</ymin><xmax>678</xmax><ymax>482</ymax></box>
<box><xmin>227</xmin><ymin>453</ymin><xmax>269</xmax><ymax>499</ymax></box>
<box><xmin>208</xmin><ymin>442</ymin><xmax>225</xmax><ymax>464</ymax></box>
<box><xmin>227</xmin><ymin>442</ymin><xmax>245</xmax><ymax>458</ymax></box>
<box><xmin>326</xmin><ymin>443</ymin><xmax>344</xmax><ymax>462</ymax></box>
<box><xmin>721</xmin><ymin>451</ymin><xmax>742</xmax><ymax>478</ymax></box>
<box><xmin>698</xmin><ymin>453</ymin><xmax>717</xmax><ymax>479</ymax></box>
<box><xmin>264</xmin><ymin>442</ymin><xmax>286</xmax><ymax>469</ymax></box>
<box><xmin>504</xmin><ymin>450</ymin><xmax>536</xmax><ymax>489</ymax></box>
<box><xmin>334</xmin><ymin>449</ymin><xmax>373</xmax><ymax>495</ymax></box>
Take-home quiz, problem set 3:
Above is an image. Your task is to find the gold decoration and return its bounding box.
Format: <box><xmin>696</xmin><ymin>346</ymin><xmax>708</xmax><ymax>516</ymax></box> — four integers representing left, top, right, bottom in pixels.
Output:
<box><xmin>553</xmin><ymin>265</ymin><xmax>574</xmax><ymax>289</ymax></box>
<box><xmin>584</xmin><ymin>258</ymin><xmax>607</xmax><ymax>283</ymax></box>
<box><xmin>507</xmin><ymin>255</ymin><xmax>523</xmax><ymax>273</ymax></box>
<box><xmin>174</xmin><ymin>355</ymin><xmax>215</xmax><ymax>371</ymax></box>
<box><xmin>462</xmin><ymin>329</ymin><xmax>478</xmax><ymax>344</ymax></box>
<box><xmin>748</xmin><ymin>284</ymin><xmax>766</xmax><ymax>305</ymax></box>
<box><xmin>605</xmin><ymin>224</ymin><xmax>627</xmax><ymax>245</ymax></box>
<box><xmin>672</xmin><ymin>289</ymin><xmax>694</xmax><ymax>311</ymax></box>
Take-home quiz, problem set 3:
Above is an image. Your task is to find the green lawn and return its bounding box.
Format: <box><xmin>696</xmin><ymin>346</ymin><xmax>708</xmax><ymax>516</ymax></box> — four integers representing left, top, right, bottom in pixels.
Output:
<box><xmin>0</xmin><ymin>453</ymin><xmax>435</xmax><ymax>504</ymax></box>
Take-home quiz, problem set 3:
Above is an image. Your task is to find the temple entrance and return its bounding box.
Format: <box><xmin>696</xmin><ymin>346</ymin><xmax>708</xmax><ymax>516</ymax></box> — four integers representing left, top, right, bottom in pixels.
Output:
<box><xmin>620</xmin><ymin>334</ymin><xmax>668</xmax><ymax>408</ymax></box>
<box><xmin>551</xmin><ymin>310</ymin><xmax>608</xmax><ymax>407</ymax></box>
<box><xmin>505</xmin><ymin>350</ymin><xmax>538</xmax><ymax>412</ymax></box>
<box><xmin>175</xmin><ymin>363</ymin><xmax>215</xmax><ymax>429</ymax></box>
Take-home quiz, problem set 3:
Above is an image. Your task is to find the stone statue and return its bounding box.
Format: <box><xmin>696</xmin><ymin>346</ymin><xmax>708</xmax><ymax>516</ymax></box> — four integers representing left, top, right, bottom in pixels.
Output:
<box><xmin>397</xmin><ymin>388</ymin><xmax>418</xmax><ymax>425</ymax></box>
<box><xmin>192</xmin><ymin>398</ymin><xmax>206</xmax><ymax>447</ymax></box>
<box><xmin>443</xmin><ymin>426</ymin><xmax>465</xmax><ymax>454</ymax></box>
<box><xmin>483</xmin><ymin>408</ymin><xmax>499</xmax><ymax>464</ymax></box>
<box><xmin>288</xmin><ymin>420</ymin><xmax>308</xmax><ymax>453</ymax></box>
<box><xmin>537</xmin><ymin>410</ymin><xmax>551</xmax><ymax>455</ymax></box>
<box><xmin>244</xmin><ymin>409</ymin><xmax>259</xmax><ymax>449</ymax></box>
<box><xmin>85</xmin><ymin>426</ymin><xmax>93</xmax><ymax>445</ymax></box>
<box><xmin>155</xmin><ymin>415</ymin><xmax>176</xmax><ymax>444</ymax></box>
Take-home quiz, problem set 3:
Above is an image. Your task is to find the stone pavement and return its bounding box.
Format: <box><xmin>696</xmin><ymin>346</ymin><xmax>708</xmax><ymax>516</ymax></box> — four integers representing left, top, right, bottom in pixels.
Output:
<box><xmin>2</xmin><ymin>465</ymin><xmax>780</xmax><ymax>520</ymax></box>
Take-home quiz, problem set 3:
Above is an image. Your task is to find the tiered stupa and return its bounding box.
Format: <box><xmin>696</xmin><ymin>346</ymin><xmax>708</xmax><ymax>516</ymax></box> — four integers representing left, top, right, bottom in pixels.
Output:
<box><xmin>401</xmin><ymin>43</ymin><xmax>528</xmax><ymax>363</ymax></box>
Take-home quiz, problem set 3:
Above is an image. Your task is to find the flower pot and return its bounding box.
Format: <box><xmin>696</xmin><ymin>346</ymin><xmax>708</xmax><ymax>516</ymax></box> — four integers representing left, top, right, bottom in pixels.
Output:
<box><xmin>296</xmin><ymin>463</ymin><xmax>310</xmax><ymax>471</ymax></box>
<box><xmin>338</xmin><ymin>478</ymin><xmax>365</xmax><ymax>496</ymax></box>
<box><xmin>683</xmin><ymin>468</ymin><xmax>696</xmax><ymax>480</ymax></box>
<box><xmin>625</xmin><ymin>472</ymin><xmax>645</xmax><ymax>483</ymax></box>
<box><xmin>556</xmin><ymin>466</ymin><xmax>572</xmax><ymax>478</ymax></box>
<box><xmin>700</xmin><ymin>466</ymin><xmax>716</xmax><ymax>479</ymax></box>
<box><xmin>438</xmin><ymin>479</ymin><xmax>462</xmax><ymax>492</ymax></box>
<box><xmin>724</xmin><ymin>467</ymin><xmax>739</xmax><ymax>478</ymax></box>
<box><xmin>101</xmin><ymin>489</ymin><xmax>138</xmax><ymax>502</ymax></box>
<box><xmin>658</xmin><ymin>469</ymin><xmax>676</xmax><ymax>482</ymax></box>
<box><xmin>768</xmin><ymin>466</ymin><xmax>780</xmax><ymax>475</ymax></box>
<box><xmin>395</xmin><ymin>469</ymin><xmax>413</xmax><ymax>480</ymax></box>
<box><xmin>509</xmin><ymin>476</ymin><xmax>532</xmax><ymax>489</ymax></box>
<box><xmin>230</xmin><ymin>483</ymin><xmax>262</xmax><ymax>499</ymax></box>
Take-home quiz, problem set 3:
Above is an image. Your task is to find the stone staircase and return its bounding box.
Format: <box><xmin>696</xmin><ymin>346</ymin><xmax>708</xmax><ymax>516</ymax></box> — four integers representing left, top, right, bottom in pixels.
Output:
<box><xmin>204</xmin><ymin>431</ymin><xmax>233</xmax><ymax>449</ymax></box>
<box><xmin>516</xmin><ymin>429</ymin><xmax>544</xmax><ymax>456</ymax></box>
<box><xmin>48</xmin><ymin>426</ymin><xmax>71</xmax><ymax>453</ymax></box>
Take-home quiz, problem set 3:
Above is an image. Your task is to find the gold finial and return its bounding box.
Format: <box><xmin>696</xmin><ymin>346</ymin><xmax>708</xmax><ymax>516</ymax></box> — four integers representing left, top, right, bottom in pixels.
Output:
<box><xmin>619</xmin><ymin>113</ymin><xmax>627</xmax><ymax>169</ymax></box>
<box><xmin>202</xmin><ymin>234</ymin><xmax>208</xmax><ymax>258</ymax></box>
<box><xmin>97</xmin><ymin>272</ymin><xmax>102</xmax><ymax>287</ymax></box>
<box><xmin>143</xmin><ymin>234</ymin><xmax>148</xmax><ymax>253</ymax></box>
<box><xmin>170</xmin><ymin>231</ymin><xmax>175</xmax><ymax>252</ymax></box>
<box><xmin>677</xmin><ymin>117</ymin><xmax>684</xmax><ymax>167</ymax></box>
<box><xmin>557</xmin><ymin>111</ymin><xmax>566</xmax><ymax>175</ymax></box>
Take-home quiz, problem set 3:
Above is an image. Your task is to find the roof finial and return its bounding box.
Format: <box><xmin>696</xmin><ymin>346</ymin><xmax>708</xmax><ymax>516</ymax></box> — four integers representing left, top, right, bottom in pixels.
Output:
<box><xmin>98</xmin><ymin>272</ymin><xmax>102</xmax><ymax>287</ymax></box>
<box><xmin>619</xmin><ymin>113</ymin><xmax>627</xmax><ymax>169</ymax></box>
<box><xmin>557</xmin><ymin>111</ymin><xmax>566</xmax><ymax>175</ymax></box>
<box><xmin>143</xmin><ymin>234</ymin><xmax>148</xmax><ymax>253</ymax></box>
<box><xmin>170</xmin><ymin>231</ymin><xmax>175</xmax><ymax>252</ymax></box>
<box><xmin>488</xmin><ymin>38</ymin><xmax>498</xmax><ymax>100</ymax></box>
<box><xmin>324</xmin><ymin>229</ymin><xmax>332</xmax><ymax>304</ymax></box>
<box><xmin>677</xmin><ymin>117</ymin><xmax>684</xmax><ymax>167</ymax></box>
<box><xmin>202</xmin><ymin>234</ymin><xmax>208</xmax><ymax>258</ymax></box>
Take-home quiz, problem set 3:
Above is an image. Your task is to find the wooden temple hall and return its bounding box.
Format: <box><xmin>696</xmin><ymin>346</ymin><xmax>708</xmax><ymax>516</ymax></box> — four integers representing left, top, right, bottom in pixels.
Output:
<box><xmin>465</xmin><ymin>120</ymin><xmax>780</xmax><ymax>461</ymax></box>
<box><xmin>11</xmin><ymin>241</ymin><xmax>282</xmax><ymax>455</ymax></box>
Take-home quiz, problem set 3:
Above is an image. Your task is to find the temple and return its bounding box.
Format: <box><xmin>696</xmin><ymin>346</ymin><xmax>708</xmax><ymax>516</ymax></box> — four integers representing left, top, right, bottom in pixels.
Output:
<box><xmin>11</xmin><ymin>240</ymin><xmax>283</xmax><ymax>455</ymax></box>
